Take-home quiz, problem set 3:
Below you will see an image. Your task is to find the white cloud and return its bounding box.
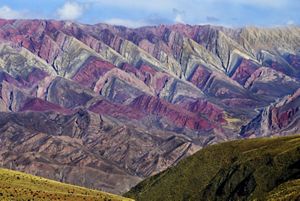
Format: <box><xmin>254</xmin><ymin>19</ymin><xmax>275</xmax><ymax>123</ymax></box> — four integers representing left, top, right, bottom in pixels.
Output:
<box><xmin>84</xmin><ymin>0</ymin><xmax>287</xmax><ymax>11</ymax></box>
<box><xmin>81</xmin><ymin>0</ymin><xmax>175</xmax><ymax>12</ymax></box>
<box><xmin>104</xmin><ymin>18</ymin><xmax>149</xmax><ymax>28</ymax></box>
<box><xmin>174</xmin><ymin>15</ymin><xmax>184</xmax><ymax>24</ymax></box>
<box><xmin>287</xmin><ymin>20</ymin><xmax>294</xmax><ymax>25</ymax></box>
<box><xmin>219</xmin><ymin>0</ymin><xmax>286</xmax><ymax>8</ymax></box>
<box><xmin>173</xmin><ymin>8</ymin><xmax>185</xmax><ymax>24</ymax></box>
<box><xmin>57</xmin><ymin>2</ymin><xmax>84</xmax><ymax>20</ymax></box>
<box><xmin>0</xmin><ymin>6</ymin><xmax>27</xmax><ymax>19</ymax></box>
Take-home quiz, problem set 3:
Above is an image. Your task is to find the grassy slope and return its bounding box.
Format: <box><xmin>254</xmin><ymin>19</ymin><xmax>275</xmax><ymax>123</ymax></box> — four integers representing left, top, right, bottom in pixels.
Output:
<box><xmin>125</xmin><ymin>135</ymin><xmax>300</xmax><ymax>201</ymax></box>
<box><xmin>0</xmin><ymin>168</ymin><xmax>133</xmax><ymax>201</ymax></box>
<box><xmin>265</xmin><ymin>179</ymin><xmax>300</xmax><ymax>201</ymax></box>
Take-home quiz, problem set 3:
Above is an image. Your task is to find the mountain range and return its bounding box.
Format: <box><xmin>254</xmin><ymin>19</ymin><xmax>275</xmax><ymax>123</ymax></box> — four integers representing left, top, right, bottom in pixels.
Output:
<box><xmin>0</xmin><ymin>19</ymin><xmax>299</xmax><ymax>194</ymax></box>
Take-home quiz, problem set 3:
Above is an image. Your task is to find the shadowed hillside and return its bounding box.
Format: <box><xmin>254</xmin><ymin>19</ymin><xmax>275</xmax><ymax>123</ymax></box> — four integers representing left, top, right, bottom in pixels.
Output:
<box><xmin>125</xmin><ymin>135</ymin><xmax>300</xmax><ymax>201</ymax></box>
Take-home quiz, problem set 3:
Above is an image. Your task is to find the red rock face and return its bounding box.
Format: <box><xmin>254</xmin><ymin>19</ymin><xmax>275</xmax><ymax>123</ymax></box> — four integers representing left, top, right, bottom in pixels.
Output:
<box><xmin>179</xmin><ymin>99</ymin><xmax>225</xmax><ymax>123</ymax></box>
<box><xmin>231</xmin><ymin>59</ymin><xmax>258</xmax><ymax>85</ymax></box>
<box><xmin>120</xmin><ymin>63</ymin><xmax>171</xmax><ymax>97</ymax></box>
<box><xmin>72</xmin><ymin>57</ymin><xmax>115</xmax><ymax>88</ymax></box>
<box><xmin>89</xmin><ymin>99</ymin><xmax>145</xmax><ymax>120</ymax></box>
<box><xmin>188</xmin><ymin>65</ymin><xmax>212</xmax><ymax>89</ymax></box>
<box><xmin>270</xmin><ymin>89</ymin><xmax>300</xmax><ymax>130</ymax></box>
<box><xmin>120</xmin><ymin>63</ymin><xmax>146</xmax><ymax>81</ymax></box>
<box><xmin>139</xmin><ymin>64</ymin><xmax>157</xmax><ymax>76</ymax></box>
<box><xmin>20</xmin><ymin>98</ymin><xmax>72</xmax><ymax>114</ymax></box>
<box><xmin>277</xmin><ymin>108</ymin><xmax>299</xmax><ymax>128</ymax></box>
<box><xmin>241</xmin><ymin>89</ymin><xmax>300</xmax><ymax>137</ymax></box>
<box><xmin>130</xmin><ymin>95</ymin><xmax>213</xmax><ymax>130</ymax></box>
<box><xmin>121</xmin><ymin>63</ymin><xmax>158</xmax><ymax>86</ymax></box>
<box><xmin>37</xmin><ymin>34</ymin><xmax>61</xmax><ymax>64</ymax></box>
<box><xmin>0</xmin><ymin>19</ymin><xmax>13</xmax><ymax>27</ymax></box>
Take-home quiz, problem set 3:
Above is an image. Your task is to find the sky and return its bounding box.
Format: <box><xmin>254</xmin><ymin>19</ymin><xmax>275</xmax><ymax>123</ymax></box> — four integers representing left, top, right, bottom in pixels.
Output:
<box><xmin>0</xmin><ymin>0</ymin><xmax>299</xmax><ymax>27</ymax></box>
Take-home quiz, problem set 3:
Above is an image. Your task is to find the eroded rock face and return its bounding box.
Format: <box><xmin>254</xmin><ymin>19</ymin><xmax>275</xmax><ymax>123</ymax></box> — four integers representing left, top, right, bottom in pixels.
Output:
<box><xmin>240</xmin><ymin>89</ymin><xmax>300</xmax><ymax>137</ymax></box>
<box><xmin>0</xmin><ymin>110</ymin><xmax>200</xmax><ymax>194</ymax></box>
<box><xmin>244</xmin><ymin>67</ymin><xmax>300</xmax><ymax>100</ymax></box>
<box><xmin>130</xmin><ymin>94</ymin><xmax>214</xmax><ymax>131</ymax></box>
<box><xmin>231</xmin><ymin>59</ymin><xmax>258</xmax><ymax>85</ymax></box>
<box><xmin>72</xmin><ymin>57</ymin><xmax>115</xmax><ymax>88</ymax></box>
<box><xmin>0</xmin><ymin>19</ymin><xmax>299</xmax><ymax>194</ymax></box>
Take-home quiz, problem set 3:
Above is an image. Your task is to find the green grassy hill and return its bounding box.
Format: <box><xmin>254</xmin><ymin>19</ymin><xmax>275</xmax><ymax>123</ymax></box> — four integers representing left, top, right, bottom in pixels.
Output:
<box><xmin>266</xmin><ymin>179</ymin><xmax>300</xmax><ymax>201</ymax></box>
<box><xmin>125</xmin><ymin>135</ymin><xmax>300</xmax><ymax>201</ymax></box>
<box><xmin>0</xmin><ymin>168</ymin><xmax>133</xmax><ymax>201</ymax></box>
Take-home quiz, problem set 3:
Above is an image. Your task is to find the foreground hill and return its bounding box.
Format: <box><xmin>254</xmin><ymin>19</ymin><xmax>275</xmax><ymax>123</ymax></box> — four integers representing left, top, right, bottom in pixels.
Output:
<box><xmin>125</xmin><ymin>135</ymin><xmax>300</xmax><ymax>201</ymax></box>
<box><xmin>0</xmin><ymin>168</ymin><xmax>132</xmax><ymax>201</ymax></box>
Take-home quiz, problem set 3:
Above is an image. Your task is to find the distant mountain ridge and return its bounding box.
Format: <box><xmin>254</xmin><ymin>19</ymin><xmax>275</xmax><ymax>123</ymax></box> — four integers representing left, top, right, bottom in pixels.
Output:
<box><xmin>0</xmin><ymin>19</ymin><xmax>299</xmax><ymax>193</ymax></box>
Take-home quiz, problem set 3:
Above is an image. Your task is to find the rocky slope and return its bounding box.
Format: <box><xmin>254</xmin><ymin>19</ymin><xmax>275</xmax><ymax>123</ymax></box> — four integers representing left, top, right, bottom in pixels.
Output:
<box><xmin>125</xmin><ymin>135</ymin><xmax>300</xmax><ymax>201</ymax></box>
<box><xmin>240</xmin><ymin>88</ymin><xmax>300</xmax><ymax>137</ymax></box>
<box><xmin>0</xmin><ymin>110</ymin><xmax>202</xmax><ymax>194</ymax></box>
<box><xmin>0</xmin><ymin>19</ymin><xmax>299</xmax><ymax>193</ymax></box>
